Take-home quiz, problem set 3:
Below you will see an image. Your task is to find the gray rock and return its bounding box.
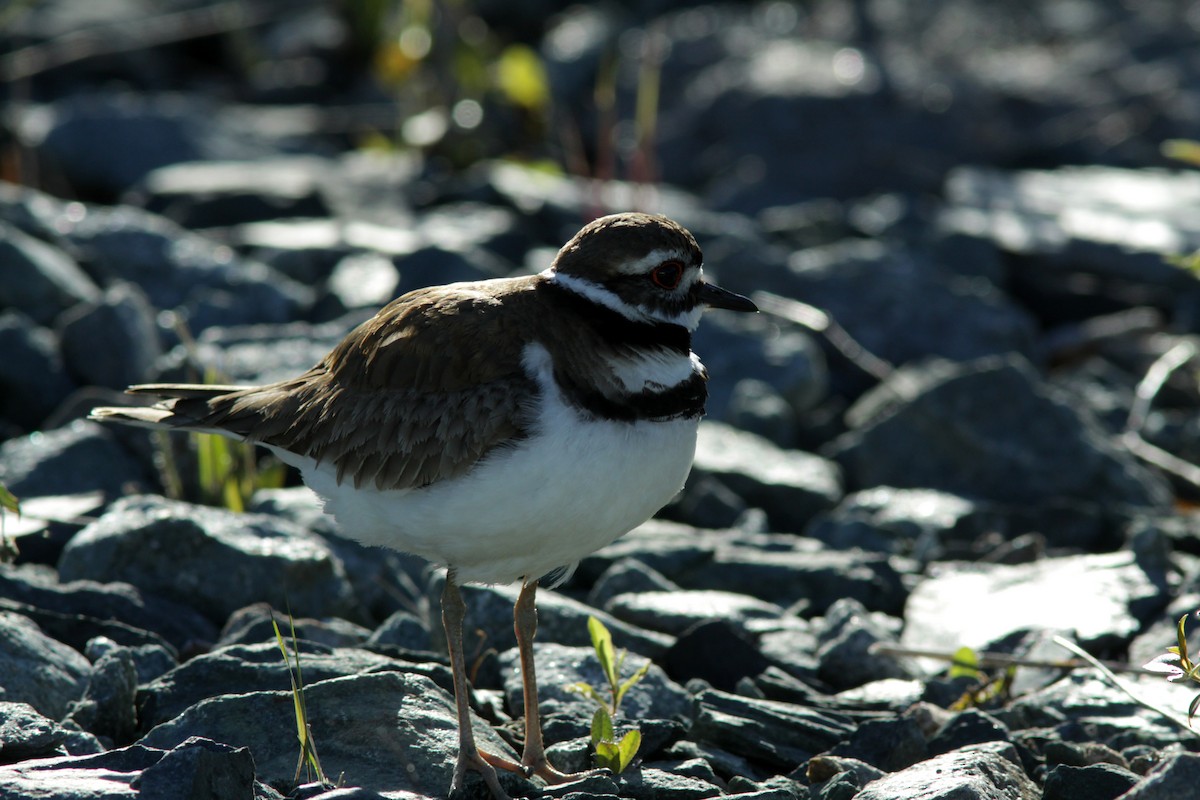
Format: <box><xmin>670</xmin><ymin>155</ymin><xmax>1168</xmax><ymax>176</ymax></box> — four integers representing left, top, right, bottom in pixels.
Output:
<box><xmin>755</xmin><ymin>239</ymin><xmax>1037</xmax><ymax>379</ymax></box>
<box><xmin>57</xmin><ymin>202</ymin><xmax>313</xmax><ymax>333</ymax></box>
<box><xmin>57</xmin><ymin>281</ymin><xmax>162</xmax><ymax>390</ymax></box>
<box><xmin>806</xmin><ymin>487</ymin><xmax>996</xmax><ymax>562</ymax></box>
<box><xmin>327</xmin><ymin>251</ymin><xmax>402</xmax><ymax>309</ymax></box>
<box><xmin>605</xmin><ymin>590</ymin><xmax>784</xmax><ymax>637</ymax></box>
<box><xmin>683</xmin><ymin>421</ymin><xmax>842</xmax><ymax>533</ymax></box>
<box><xmin>587</xmin><ymin>558</ymin><xmax>681</xmax><ymax>610</ymax></box>
<box><xmin>928</xmin><ymin>709</ymin><xmax>1012</xmax><ymax>756</ymax></box>
<box><xmin>1118</xmin><ymin>752</ymin><xmax>1200</xmax><ymax>799</ymax></box>
<box><xmin>0</xmin><ymin>219</ymin><xmax>98</xmax><ymax>326</ymax></box>
<box><xmin>433</xmin><ymin>579</ymin><xmax>673</xmax><ymax>660</ymax></box>
<box><xmin>0</xmin><ymin>561</ymin><xmax>211</xmax><ymax>654</ymax></box>
<box><xmin>902</xmin><ymin>551</ymin><xmax>1169</xmax><ymax>660</ymax></box>
<box><xmin>814</xmin><ymin>598</ymin><xmax>919</xmax><ymax>691</ymax></box>
<box><xmin>137</xmin><ymin>640</ymin><xmax>434</xmax><ymax>730</ymax></box>
<box><xmin>828</xmin><ymin>354</ymin><xmax>1171</xmax><ymax>510</ymax></box>
<box><xmin>131</xmin><ymin>157</ymin><xmax>332</xmax><ymax>229</ymax></box>
<box><xmin>0</xmin><ymin>701</ymin><xmax>103</xmax><ymax>761</ymax></box>
<box><xmin>365</xmin><ymin>610</ymin><xmax>431</xmax><ymax>652</ymax></box>
<box><xmin>58</xmin><ymin>495</ymin><xmax>360</xmax><ymax>625</ymax></box>
<box><xmin>690</xmin><ymin>686</ymin><xmax>855</xmax><ymax>772</ymax></box>
<box><xmin>852</xmin><ymin>741</ymin><xmax>1038</xmax><ymax>799</ymax></box>
<box><xmin>141</xmin><ymin>671</ymin><xmax>529</xmax><ymax>798</ymax></box>
<box><xmin>65</xmin><ymin>645</ymin><xmax>138</xmax><ymax>743</ymax></box>
<box><xmin>806</xmin><ymin>754</ymin><xmax>886</xmax><ymax>799</ymax></box>
<box><xmin>0</xmin><ymin>310</ymin><xmax>77</xmax><ymax>431</ymax></box>
<box><xmin>216</xmin><ymin>604</ymin><xmax>372</xmax><ymax>650</ymax></box>
<box><xmin>0</xmin><ymin>611</ymin><xmax>90</xmax><ymax>719</ymax></box>
<box><xmin>664</xmin><ymin>621</ymin><xmax>774</xmax><ymax>693</ymax></box>
<box><xmin>826</xmin><ymin>715</ymin><xmax>928</xmax><ymax>772</ymax></box>
<box><xmin>23</xmin><ymin>91</ymin><xmax>296</xmax><ymax>193</ymax></box>
<box><xmin>616</xmin><ymin>765</ymin><xmax>723</xmax><ymax>800</ymax></box>
<box><xmin>498</xmin><ymin>642</ymin><xmax>692</xmax><ymax>726</ymax></box>
<box><xmin>0</xmin><ymin>737</ymin><xmax>275</xmax><ymax>800</ymax></box>
<box><xmin>0</xmin><ymin>420</ymin><xmax>149</xmax><ymax>500</ymax></box>
<box><xmin>1042</xmin><ymin>762</ymin><xmax>1140</xmax><ymax>800</ymax></box>
<box><xmin>1000</xmin><ymin>669</ymin><xmax>1195</xmax><ymax>750</ymax></box>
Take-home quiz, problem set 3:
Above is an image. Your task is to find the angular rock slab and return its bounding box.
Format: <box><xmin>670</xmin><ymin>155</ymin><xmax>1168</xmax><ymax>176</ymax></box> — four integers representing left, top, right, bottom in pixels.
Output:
<box><xmin>0</xmin><ymin>611</ymin><xmax>90</xmax><ymax>720</ymax></box>
<box><xmin>902</xmin><ymin>551</ymin><xmax>1168</xmax><ymax>661</ymax></box>
<box><xmin>828</xmin><ymin>354</ymin><xmax>1170</xmax><ymax>510</ymax></box>
<box><xmin>853</xmin><ymin>741</ymin><xmax>1038</xmax><ymax>800</ymax></box>
<box><xmin>140</xmin><ymin>671</ymin><xmax>524</xmax><ymax>798</ymax></box>
<box><xmin>58</xmin><ymin>495</ymin><xmax>359</xmax><ymax>625</ymax></box>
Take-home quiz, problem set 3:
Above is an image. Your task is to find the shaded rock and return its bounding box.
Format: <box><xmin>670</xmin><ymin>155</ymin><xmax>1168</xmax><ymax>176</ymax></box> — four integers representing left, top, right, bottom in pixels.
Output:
<box><xmin>852</xmin><ymin>741</ymin><xmax>1038</xmax><ymax>800</ymax></box>
<box><xmin>65</xmin><ymin>645</ymin><xmax>138</xmax><ymax>744</ymax></box>
<box><xmin>131</xmin><ymin>157</ymin><xmax>332</xmax><ymax>229</ymax></box>
<box><xmin>0</xmin><ymin>737</ymin><xmax>273</xmax><ymax>800</ymax></box>
<box><xmin>615</xmin><ymin>764</ymin><xmax>723</xmax><ymax>800</ymax></box>
<box><xmin>436</xmin><ymin>580</ymin><xmax>673</xmax><ymax>661</ymax></box>
<box><xmin>1000</xmin><ymin>670</ymin><xmax>1195</xmax><ymax>751</ymax></box>
<box><xmin>141</xmin><ymin>671</ymin><xmax>528</xmax><ymax>798</ymax></box>
<box><xmin>0</xmin><ymin>701</ymin><xmax>103</xmax><ymax>762</ymax></box>
<box><xmin>3</xmin><ymin>491</ymin><xmax>104</xmax><ymax>567</ymax></box>
<box><xmin>587</xmin><ymin>558</ymin><xmax>681</xmax><ymax>610</ymax></box>
<box><xmin>0</xmin><ymin>562</ymin><xmax>211</xmax><ymax>654</ymax></box>
<box><xmin>216</xmin><ymin>604</ymin><xmax>371</xmax><ymax>649</ymax></box>
<box><xmin>1119</xmin><ymin>751</ymin><xmax>1200</xmax><ymax>799</ymax></box>
<box><xmin>57</xmin><ymin>281</ymin><xmax>162</xmax><ymax>390</ymax></box>
<box><xmin>0</xmin><ymin>219</ymin><xmax>99</xmax><ymax>326</ymax></box>
<box><xmin>365</xmin><ymin>610</ymin><xmax>431</xmax><ymax>652</ymax></box>
<box><xmin>683</xmin><ymin>422</ymin><xmax>841</xmax><ymax>533</ymax></box>
<box><xmin>605</xmin><ymin>590</ymin><xmax>784</xmax><ymax>637</ymax></box>
<box><xmin>814</xmin><ymin>598</ymin><xmax>919</xmax><ymax>691</ymax></box>
<box><xmin>902</xmin><ymin>551</ymin><xmax>1169</xmax><ymax>660</ymax></box>
<box><xmin>56</xmin><ymin>202</ymin><xmax>313</xmax><ymax>333</ymax></box>
<box><xmin>137</xmin><ymin>640</ymin><xmax>432</xmax><ymax>730</ymax></box>
<box><xmin>749</xmin><ymin>239</ymin><xmax>1037</xmax><ymax>391</ymax></box>
<box><xmin>498</xmin><ymin>642</ymin><xmax>691</xmax><ymax>726</ymax></box>
<box><xmin>22</xmin><ymin>91</ymin><xmax>301</xmax><ymax>195</ymax></box>
<box><xmin>0</xmin><ymin>611</ymin><xmax>90</xmax><ymax>719</ymax></box>
<box><xmin>1042</xmin><ymin>762</ymin><xmax>1139</xmax><ymax>800</ymax></box>
<box><xmin>690</xmin><ymin>687</ymin><xmax>855</xmax><ymax>772</ymax></box>
<box><xmin>0</xmin><ymin>420</ymin><xmax>150</xmax><ymax>500</ymax></box>
<box><xmin>928</xmin><ymin>709</ymin><xmax>1012</xmax><ymax>756</ymax></box>
<box><xmin>0</xmin><ymin>311</ymin><xmax>77</xmax><ymax>432</ymax></box>
<box><xmin>688</xmin><ymin>544</ymin><xmax>909</xmax><ymax>616</ymax></box>
<box><xmin>825</xmin><ymin>715</ymin><xmax>928</xmax><ymax>772</ymax></box>
<box><xmin>829</xmin><ymin>354</ymin><xmax>1171</xmax><ymax>510</ymax></box>
<box><xmin>58</xmin><ymin>495</ymin><xmax>360</xmax><ymax>625</ymax></box>
<box><xmin>941</xmin><ymin>166</ymin><xmax>1200</xmax><ymax>326</ymax></box>
<box><xmin>664</xmin><ymin>621</ymin><xmax>774</xmax><ymax>693</ymax></box>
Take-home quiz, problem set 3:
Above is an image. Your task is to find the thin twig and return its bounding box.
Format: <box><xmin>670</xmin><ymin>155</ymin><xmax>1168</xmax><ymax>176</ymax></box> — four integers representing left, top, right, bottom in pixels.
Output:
<box><xmin>752</xmin><ymin>291</ymin><xmax>895</xmax><ymax>382</ymax></box>
<box><xmin>1052</xmin><ymin>636</ymin><xmax>1197</xmax><ymax>736</ymax></box>
<box><xmin>1125</xmin><ymin>341</ymin><xmax>1196</xmax><ymax>435</ymax></box>
<box><xmin>870</xmin><ymin>643</ymin><xmax>1146</xmax><ymax>674</ymax></box>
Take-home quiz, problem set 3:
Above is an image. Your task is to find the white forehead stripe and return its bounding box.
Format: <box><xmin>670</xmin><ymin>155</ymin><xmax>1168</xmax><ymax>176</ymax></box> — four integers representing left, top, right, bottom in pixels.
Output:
<box><xmin>616</xmin><ymin>247</ymin><xmax>692</xmax><ymax>276</ymax></box>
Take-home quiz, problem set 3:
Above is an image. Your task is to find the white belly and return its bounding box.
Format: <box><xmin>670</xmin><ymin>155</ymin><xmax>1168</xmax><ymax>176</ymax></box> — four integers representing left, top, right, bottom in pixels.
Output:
<box><xmin>272</xmin><ymin>350</ymin><xmax>701</xmax><ymax>585</ymax></box>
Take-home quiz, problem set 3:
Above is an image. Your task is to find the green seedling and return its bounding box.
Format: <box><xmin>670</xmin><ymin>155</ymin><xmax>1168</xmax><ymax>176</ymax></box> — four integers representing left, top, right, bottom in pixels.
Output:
<box><xmin>272</xmin><ymin>611</ymin><xmax>338</xmax><ymax>788</ymax></box>
<box><xmin>1143</xmin><ymin>613</ymin><xmax>1200</xmax><ymax>726</ymax></box>
<box><xmin>565</xmin><ymin>616</ymin><xmax>649</xmax><ymax>773</ymax></box>
<box><xmin>0</xmin><ymin>482</ymin><xmax>18</xmax><ymax>563</ymax></box>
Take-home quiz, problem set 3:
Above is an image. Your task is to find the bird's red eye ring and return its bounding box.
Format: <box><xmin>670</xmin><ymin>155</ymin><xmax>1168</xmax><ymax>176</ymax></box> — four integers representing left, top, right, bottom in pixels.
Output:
<box><xmin>650</xmin><ymin>260</ymin><xmax>684</xmax><ymax>289</ymax></box>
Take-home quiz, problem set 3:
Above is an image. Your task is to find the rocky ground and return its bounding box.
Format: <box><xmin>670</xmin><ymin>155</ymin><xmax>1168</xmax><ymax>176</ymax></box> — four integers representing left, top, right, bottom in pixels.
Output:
<box><xmin>3</xmin><ymin>1</ymin><xmax>1200</xmax><ymax>798</ymax></box>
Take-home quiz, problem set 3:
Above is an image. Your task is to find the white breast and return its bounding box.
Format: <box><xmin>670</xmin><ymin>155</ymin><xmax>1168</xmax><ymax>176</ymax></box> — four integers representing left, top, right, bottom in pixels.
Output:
<box><xmin>275</xmin><ymin>343</ymin><xmax>701</xmax><ymax>585</ymax></box>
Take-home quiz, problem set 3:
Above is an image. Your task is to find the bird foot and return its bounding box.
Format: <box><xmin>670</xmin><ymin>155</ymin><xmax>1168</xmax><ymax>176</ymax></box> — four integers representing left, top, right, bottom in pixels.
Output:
<box><xmin>450</xmin><ymin>748</ymin><xmax>514</xmax><ymax>800</ymax></box>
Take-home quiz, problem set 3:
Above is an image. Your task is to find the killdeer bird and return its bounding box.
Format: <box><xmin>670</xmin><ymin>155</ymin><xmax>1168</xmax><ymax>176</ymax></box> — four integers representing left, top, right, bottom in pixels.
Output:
<box><xmin>90</xmin><ymin>212</ymin><xmax>757</xmax><ymax>798</ymax></box>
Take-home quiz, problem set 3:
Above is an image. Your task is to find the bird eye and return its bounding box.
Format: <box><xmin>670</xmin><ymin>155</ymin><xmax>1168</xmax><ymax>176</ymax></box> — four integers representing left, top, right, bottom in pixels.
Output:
<box><xmin>650</xmin><ymin>260</ymin><xmax>684</xmax><ymax>289</ymax></box>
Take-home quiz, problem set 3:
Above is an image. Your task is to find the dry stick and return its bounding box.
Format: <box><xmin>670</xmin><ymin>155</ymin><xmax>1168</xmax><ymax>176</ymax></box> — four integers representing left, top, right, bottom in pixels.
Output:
<box><xmin>1052</xmin><ymin>636</ymin><xmax>1197</xmax><ymax>737</ymax></box>
<box><xmin>751</xmin><ymin>292</ymin><xmax>895</xmax><ymax>383</ymax></box>
<box><xmin>2</xmin><ymin>1</ymin><xmax>279</xmax><ymax>82</ymax></box>
<box><xmin>1121</xmin><ymin>340</ymin><xmax>1200</xmax><ymax>492</ymax></box>
<box><xmin>869</xmin><ymin>643</ymin><xmax>1145</xmax><ymax>675</ymax></box>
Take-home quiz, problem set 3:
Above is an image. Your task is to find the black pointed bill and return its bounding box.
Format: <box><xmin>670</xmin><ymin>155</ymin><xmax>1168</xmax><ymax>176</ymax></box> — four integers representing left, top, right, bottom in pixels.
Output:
<box><xmin>697</xmin><ymin>281</ymin><xmax>758</xmax><ymax>312</ymax></box>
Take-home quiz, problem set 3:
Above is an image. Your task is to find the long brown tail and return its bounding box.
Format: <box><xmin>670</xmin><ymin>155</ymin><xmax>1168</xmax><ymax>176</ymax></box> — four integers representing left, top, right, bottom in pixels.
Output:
<box><xmin>88</xmin><ymin>383</ymin><xmax>253</xmax><ymax>436</ymax></box>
